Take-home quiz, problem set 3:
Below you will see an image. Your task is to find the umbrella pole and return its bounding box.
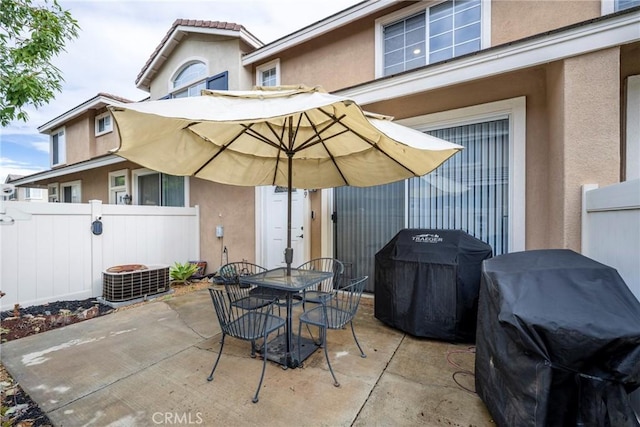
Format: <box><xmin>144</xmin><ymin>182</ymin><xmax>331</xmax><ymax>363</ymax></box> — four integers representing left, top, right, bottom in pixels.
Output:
<box><xmin>285</xmin><ymin>153</ymin><xmax>293</xmax><ymax>276</ymax></box>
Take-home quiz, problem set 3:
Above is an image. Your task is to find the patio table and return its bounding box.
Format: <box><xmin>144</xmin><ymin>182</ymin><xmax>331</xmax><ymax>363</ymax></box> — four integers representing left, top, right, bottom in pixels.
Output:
<box><xmin>240</xmin><ymin>267</ymin><xmax>332</xmax><ymax>368</ymax></box>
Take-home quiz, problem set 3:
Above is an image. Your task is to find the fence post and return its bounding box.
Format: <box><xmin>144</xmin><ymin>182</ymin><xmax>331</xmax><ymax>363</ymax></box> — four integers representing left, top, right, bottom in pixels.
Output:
<box><xmin>90</xmin><ymin>200</ymin><xmax>104</xmax><ymax>298</ymax></box>
<box><xmin>580</xmin><ymin>184</ymin><xmax>598</xmax><ymax>256</ymax></box>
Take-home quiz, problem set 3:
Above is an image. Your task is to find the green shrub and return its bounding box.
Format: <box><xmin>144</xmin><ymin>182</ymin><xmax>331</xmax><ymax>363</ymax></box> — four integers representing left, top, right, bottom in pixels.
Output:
<box><xmin>169</xmin><ymin>262</ymin><xmax>200</xmax><ymax>285</ymax></box>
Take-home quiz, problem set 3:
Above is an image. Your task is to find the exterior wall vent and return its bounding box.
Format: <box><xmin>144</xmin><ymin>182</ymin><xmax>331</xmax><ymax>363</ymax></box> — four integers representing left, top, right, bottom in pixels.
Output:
<box><xmin>102</xmin><ymin>264</ymin><xmax>170</xmax><ymax>302</ymax></box>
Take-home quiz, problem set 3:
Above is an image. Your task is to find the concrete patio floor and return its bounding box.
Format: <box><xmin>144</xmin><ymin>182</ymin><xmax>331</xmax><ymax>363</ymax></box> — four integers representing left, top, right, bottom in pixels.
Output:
<box><xmin>1</xmin><ymin>288</ymin><xmax>494</xmax><ymax>426</ymax></box>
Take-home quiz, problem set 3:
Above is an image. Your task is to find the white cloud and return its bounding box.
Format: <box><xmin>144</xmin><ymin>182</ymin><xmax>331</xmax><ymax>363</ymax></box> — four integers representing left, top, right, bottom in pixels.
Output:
<box><xmin>32</xmin><ymin>142</ymin><xmax>50</xmax><ymax>153</ymax></box>
<box><xmin>0</xmin><ymin>158</ymin><xmax>47</xmax><ymax>183</ymax></box>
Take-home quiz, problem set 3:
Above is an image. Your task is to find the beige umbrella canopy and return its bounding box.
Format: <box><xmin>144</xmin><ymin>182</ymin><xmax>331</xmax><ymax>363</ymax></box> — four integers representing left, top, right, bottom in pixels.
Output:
<box><xmin>110</xmin><ymin>85</ymin><xmax>462</xmax><ymax>273</ymax></box>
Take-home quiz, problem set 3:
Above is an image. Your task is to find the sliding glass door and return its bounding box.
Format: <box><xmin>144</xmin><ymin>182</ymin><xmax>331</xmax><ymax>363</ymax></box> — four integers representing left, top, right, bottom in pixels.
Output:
<box><xmin>335</xmin><ymin>118</ymin><xmax>509</xmax><ymax>291</ymax></box>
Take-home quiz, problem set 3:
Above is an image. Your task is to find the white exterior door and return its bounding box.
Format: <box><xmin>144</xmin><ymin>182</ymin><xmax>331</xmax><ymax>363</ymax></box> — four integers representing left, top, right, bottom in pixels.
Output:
<box><xmin>261</xmin><ymin>186</ymin><xmax>306</xmax><ymax>269</ymax></box>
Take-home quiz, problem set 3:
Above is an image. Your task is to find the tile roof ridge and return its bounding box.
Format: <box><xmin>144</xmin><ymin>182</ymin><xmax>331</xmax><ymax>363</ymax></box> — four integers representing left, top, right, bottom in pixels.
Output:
<box><xmin>135</xmin><ymin>18</ymin><xmax>248</xmax><ymax>86</ymax></box>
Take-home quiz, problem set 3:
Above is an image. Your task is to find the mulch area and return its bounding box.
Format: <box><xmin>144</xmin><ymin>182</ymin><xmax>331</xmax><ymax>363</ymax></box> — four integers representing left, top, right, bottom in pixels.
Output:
<box><xmin>0</xmin><ymin>281</ymin><xmax>211</xmax><ymax>426</ymax></box>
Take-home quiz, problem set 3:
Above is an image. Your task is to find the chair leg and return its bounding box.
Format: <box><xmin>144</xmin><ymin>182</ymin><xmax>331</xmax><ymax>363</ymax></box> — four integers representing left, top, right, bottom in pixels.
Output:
<box><xmin>207</xmin><ymin>334</ymin><xmax>226</xmax><ymax>381</ymax></box>
<box><xmin>350</xmin><ymin>321</ymin><xmax>366</xmax><ymax>358</ymax></box>
<box><xmin>253</xmin><ymin>331</ymin><xmax>270</xmax><ymax>403</ymax></box>
<box><xmin>321</xmin><ymin>327</ymin><xmax>340</xmax><ymax>387</ymax></box>
<box><xmin>297</xmin><ymin>320</ymin><xmax>303</xmax><ymax>363</ymax></box>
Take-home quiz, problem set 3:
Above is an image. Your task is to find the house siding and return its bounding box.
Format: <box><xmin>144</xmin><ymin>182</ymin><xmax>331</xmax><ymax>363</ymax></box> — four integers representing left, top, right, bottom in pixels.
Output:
<box><xmin>63</xmin><ymin>114</ymin><xmax>93</xmax><ymax>166</ymax></box>
<box><xmin>561</xmin><ymin>48</ymin><xmax>621</xmax><ymax>250</ymax></box>
<box><xmin>491</xmin><ymin>0</ymin><xmax>602</xmax><ymax>46</ymax></box>
<box><xmin>278</xmin><ymin>17</ymin><xmax>376</xmax><ymax>92</ymax></box>
<box><xmin>148</xmin><ymin>35</ymin><xmax>252</xmax><ymax>99</ymax></box>
<box><xmin>190</xmin><ymin>178</ymin><xmax>257</xmax><ymax>268</ymax></box>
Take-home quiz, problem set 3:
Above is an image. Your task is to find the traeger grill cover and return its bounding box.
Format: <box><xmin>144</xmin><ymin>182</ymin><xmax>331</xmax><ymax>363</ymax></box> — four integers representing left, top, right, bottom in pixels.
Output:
<box><xmin>374</xmin><ymin>229</ymin><xmax>492</xmax><ymax>342</ymax></box>
<box><xmin>476</xmin><ymin>249</ymin><xmax>640</xmax><ymax>427</ymax></box>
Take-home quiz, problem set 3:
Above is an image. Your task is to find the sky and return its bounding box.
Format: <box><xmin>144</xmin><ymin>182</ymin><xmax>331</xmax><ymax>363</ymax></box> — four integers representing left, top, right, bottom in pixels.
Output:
<box><xmin>0</xmin><ymin>0</ymin><xmax>362</xmax><ymax>183</ymax></box>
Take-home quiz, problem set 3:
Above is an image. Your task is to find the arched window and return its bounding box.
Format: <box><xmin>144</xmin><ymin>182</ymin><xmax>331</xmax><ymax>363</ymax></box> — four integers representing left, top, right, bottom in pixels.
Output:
<box><xmin>173</xmin><ymin>62</ymin><xmax>206</xmax><ymax>89</ymax></box>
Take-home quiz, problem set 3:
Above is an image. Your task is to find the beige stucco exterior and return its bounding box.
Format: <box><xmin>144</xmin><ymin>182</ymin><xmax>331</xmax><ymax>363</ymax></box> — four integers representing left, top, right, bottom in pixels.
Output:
<box><xmin>491</xmin><ymin>0</ymin><xmax>602</xmax><ymax>45</ymax></box>
<box><xmin>148</xmin><ymin>35</ymin><xmax>254</xmax><ymax>99</ymax></box>
<box><xmin>22</xmin><ymin>1</ymin><xmax>639</xmax><ymax>273</ymax></box>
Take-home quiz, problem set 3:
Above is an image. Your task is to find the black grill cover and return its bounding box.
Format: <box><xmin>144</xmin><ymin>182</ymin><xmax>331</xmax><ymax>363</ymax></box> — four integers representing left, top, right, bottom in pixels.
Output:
<box><xmin>374</xmin><ymin>229</ymin><xmax>492</xmax><ymax>342</ymax></box>
<box><xmin>476</xmin><ymin>249</ymin><xmax>640</xmax><ymax>427</ymax></box>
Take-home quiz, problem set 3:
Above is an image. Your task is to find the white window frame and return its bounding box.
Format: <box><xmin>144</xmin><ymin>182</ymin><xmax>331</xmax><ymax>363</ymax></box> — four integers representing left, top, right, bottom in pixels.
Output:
<box><xmin>256</xmin><ymin>59</ymin><xmax>281</xmax><ymax>87</ymax></box>
<box><xmin>50</xmin><ymin>127</ymin><xmax>66</xmax><ymax>167</ymax></box>
<box><xmin>626</xmin><ymin>75</ymin><xmax>640</xmax><ymax>180</ymax></box>
<box><xmin>108</xmin><ymin>169</ymin><xmax>129</xmax><ymax>204</ymax></box>
<box><xmin>60</xmin><ymin>180</ymin><xmax>82</xmax><ymax>203</ymax></box>
<box><xmin>396</xmin><ymin>96</ymin><xmax>526</xmax><ymax>252</ymax></box>
<box><xmin>47</xmin><ymin>183</ymin><xmax>59</xmax><ymax>202</ymax></box>
<box><xmin>95</xmin><ymin>112</ymin><xmax>113</xmax><ymax>136</ymax></box>
<box><xmin>168</xmin><ymin>58</ymin><xmax>208</xmax><ymax>96</ymax></box>
<box><xmin>132</xmin><ymin>168</ymin><xmax>190</xmax><ymax>207</ymax></box>
<box><xmin>374</xmin><ymin>0</ymin><xmax>491</xmax><ymax>78</ymax></box>
<box><xmin>24</xmin><ymin>187</ymin><xmax>43</xmax><ymax>200</ymax></box>
<box><xmin>602</xmin><ymin>0</ymin><xmax>640</xmax><ymax>14</ymax></box>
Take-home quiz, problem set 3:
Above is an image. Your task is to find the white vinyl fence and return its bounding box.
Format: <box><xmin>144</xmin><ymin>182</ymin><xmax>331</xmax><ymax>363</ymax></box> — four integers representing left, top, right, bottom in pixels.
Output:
<box><xmin>582</xmin><ymin>179</ymin><xmax>640</xmax><ymax>301</ymax></box>
<box><xmin>582</xmin><ymin>180</ymin><xmax>640</xmax><ymax>416</ymax></box>
<box><xmin>0</xmin><ymin>200</ymin><xmax>199</xmax><ymax>309</ymax></box>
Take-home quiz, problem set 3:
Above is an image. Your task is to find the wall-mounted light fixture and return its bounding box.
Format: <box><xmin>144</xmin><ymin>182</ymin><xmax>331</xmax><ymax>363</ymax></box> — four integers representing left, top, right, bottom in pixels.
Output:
<box><xmin>122</xmin><ymin>194</ymin><xmax>132</xmax><ymax>205</ymax></box>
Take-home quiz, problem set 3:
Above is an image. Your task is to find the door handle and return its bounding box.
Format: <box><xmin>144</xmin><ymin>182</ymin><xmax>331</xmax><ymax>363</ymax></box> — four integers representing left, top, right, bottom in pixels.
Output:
<box><xmin>296</xmin><ymin>234</ymin><xmax>303</xmax><ymax>238</ymax></box>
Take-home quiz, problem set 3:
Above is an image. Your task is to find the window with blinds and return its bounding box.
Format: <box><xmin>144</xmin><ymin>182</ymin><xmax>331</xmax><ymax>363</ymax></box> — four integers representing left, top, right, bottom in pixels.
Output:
<box><xmin>409</xmin><ymin>119</ymin><xmax>509</xmax><ymax>255</ymax></box>
<box><xmin>334</xmin><ymin>118</ymin><xmax>509</xmax><ymax>291</ymax></box>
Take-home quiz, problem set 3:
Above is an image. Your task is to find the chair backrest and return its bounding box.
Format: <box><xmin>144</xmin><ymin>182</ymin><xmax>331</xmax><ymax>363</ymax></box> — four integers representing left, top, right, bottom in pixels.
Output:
<box><xmin>326</xmin><ymin>276</ymin><xmax>368</xmax><ymax>328</ymax></box>
<box><xmin>297</xmin><ymin>258</ymin><xmax>344</xmax><ymax>293</ymax></box>
<box><xmin>218</xmin><ymin>261</ymin><xmax>267</xmax><ymax>284</ymax></box>
<box><xmin>208</xmin><ymin>287</ymin><xmax>274</xmax><ymax>340</ymax></box>
<box><xmin>219</xmin><ymin>262</ymin><xmax>268</xmax><ymax>302</ymax></box>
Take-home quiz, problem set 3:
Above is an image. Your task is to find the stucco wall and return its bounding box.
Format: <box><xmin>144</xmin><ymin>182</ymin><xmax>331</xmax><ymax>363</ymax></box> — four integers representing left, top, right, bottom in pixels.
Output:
<box><xmin>148</xmin><ymin>35</ymin><xmax>251</xmax><ymax>99</ymax></box>
<box><xmin>93</xmin><ymin>107</ymin><xmax>121</xmax><ymax>156</ymax></box>
<box><xmin>189</xmin><ymin>178</ymin><xmax>255</xmax><ymax>272</ymax></box>
<box><xmin>279</xmin><ymin>19</ymin><xmax>375</xmax><ymax>91</ymax></box>
<box><xmin>63</xmin><ymin>115</ymin><xmax>92</xmax><ymax>166</ymax></box>
<box><xmin>491</xmin><ymin>0</ymin><xmax>601</xmax><ymax>46</ymax></box>
<box><xmin>560</xmin><ymin>48</ymin><xmax>621</xmax><ymax>251</ymax></box>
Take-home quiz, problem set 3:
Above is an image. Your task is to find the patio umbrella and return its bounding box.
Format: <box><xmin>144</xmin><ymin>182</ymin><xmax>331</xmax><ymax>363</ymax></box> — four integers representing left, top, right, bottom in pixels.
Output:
<box><xmin>109</xmin><ymin>85</ymin><xmax>462</xmax><ymax>274</ymax></box>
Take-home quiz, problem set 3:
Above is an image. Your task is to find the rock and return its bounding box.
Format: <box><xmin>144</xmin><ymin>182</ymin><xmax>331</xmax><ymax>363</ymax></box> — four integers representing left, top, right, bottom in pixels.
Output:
<box><xmin>77</xmin><ymin>305</ymin><xmax>99</xmax><ymax>320</ymax></box>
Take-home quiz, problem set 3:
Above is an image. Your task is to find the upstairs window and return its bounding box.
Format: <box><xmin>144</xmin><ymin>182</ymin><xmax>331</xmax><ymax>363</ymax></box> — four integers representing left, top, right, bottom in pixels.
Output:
<box><xmin>95</xmin><ymin>112</ymin><xmax>112</xmax><ymax>136</ymax></box>
<box><xmin>616</xmin><ymin>0</ymin><xmax>640</xmax><ymax>11</ymax></box>
<box><xmin>51</xmin><ymin>128</ymin><xmax>66</xmax><ymax>166</ymax></box>
<box><xmin>172</xmin><ymin>61</ymin><xmax>207</xmax><ymax>98</ymax></box>
<box><xmin>383</xmin><ymin>12</ymin><xmax>426</xmax><ymax>75</ymax></box>
<box><xmin>377</xmin><ymin>0</ymin><xmax>485</xmax><ymax>77</ymax></box>
<box><xmin>256</xmin><ymin>59</ymin><xmax>280</xmax><ymax>87</ymax></box>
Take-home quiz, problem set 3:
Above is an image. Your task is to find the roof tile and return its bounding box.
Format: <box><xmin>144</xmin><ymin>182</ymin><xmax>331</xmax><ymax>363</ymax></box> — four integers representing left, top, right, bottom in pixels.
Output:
<box><xmin>136</xmin><ymin>19</ymin><xmax>248</xmax><ymax>86</ymax></box>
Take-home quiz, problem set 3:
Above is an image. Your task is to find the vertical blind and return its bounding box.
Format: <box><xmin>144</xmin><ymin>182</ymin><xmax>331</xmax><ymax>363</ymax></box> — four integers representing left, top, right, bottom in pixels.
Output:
<box><xmin>335</xmin><ymin>182</ymin><xmax>404</xmax><ymax>291</ymax></box>
<box><xmin>335</xmin><ymin>118</ymin><xmax>510</xmax><ymax>292</ymax></box>
<box><xmin>408</xmin><ymin>119</ymin><xmax>509</xmax><ymax>255</ymax></box>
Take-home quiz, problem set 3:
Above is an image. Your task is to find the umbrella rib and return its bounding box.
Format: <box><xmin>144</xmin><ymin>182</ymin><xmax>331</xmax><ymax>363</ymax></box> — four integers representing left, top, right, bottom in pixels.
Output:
<box><xmin>188</xmin><ymin>124</ymin><xmax>268</xmax><ymax>176</ymax></box>
<box><xmin>262</xmin><ymin>120</ymin><xmax>288</xmax><ymax>185</ymax></box>
<box><xmin>315</xmin><ymin>107</ymin><xmax>424</xmax><ymax>177</ymax></box>
<box><xmin>298</xmin><ymin>111</ymin><xmax>351</xmax><ymax>185</ymax></box>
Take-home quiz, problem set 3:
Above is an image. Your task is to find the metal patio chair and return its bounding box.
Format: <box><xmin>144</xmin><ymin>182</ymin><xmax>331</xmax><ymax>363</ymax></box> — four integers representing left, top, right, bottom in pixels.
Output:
<box><xmin>218</xmin><ymin>262</ymin><xmax>272</xmax><ymax>310</ymax></box>
<box><xmin>218</xmin><ymin>261</ymin><xmax>284</xmax><ymax>357</ymax></box>
<box><xmin>297</xmin><ymin>276</ymin><xmax>368</xmax><ymax>387</ymax></box>
<box><xmin>207</xmin><ymin>287</ymin><xmax>286</xmax><ymax>403</ymax></box>
<box><xmin>219</xmin><ymin>261</ymin><xmax>290</xmax><ymax>308</ymax></box>
<box><xmin>297</xmin><ymin>258</ymin><xmax>345</xmax><ymax>308</ymax></box>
